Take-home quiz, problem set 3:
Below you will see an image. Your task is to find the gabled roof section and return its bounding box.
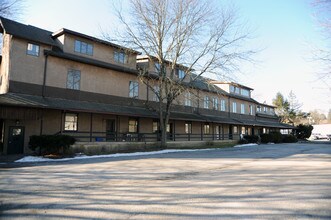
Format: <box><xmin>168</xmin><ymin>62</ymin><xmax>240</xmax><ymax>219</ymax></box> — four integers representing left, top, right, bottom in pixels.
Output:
<box><xmin>52</xmin><ymin>28</ymin><xmax>141</xmax><ymax>55</ymax></box>
<box><xmin>0</xmin><ymin>17</ymin><xmax>58</xmax><ymax>46</ymax></box>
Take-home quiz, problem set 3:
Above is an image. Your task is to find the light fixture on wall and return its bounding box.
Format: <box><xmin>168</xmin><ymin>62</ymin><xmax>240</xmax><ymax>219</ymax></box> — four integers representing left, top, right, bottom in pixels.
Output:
<box><xmin>15</xmin><ymin>120</ymin><xmax>20</xmax><ymax>125</ymax></box>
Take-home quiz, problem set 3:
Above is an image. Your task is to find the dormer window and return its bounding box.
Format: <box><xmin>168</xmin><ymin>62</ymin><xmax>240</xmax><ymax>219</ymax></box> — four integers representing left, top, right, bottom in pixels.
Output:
<box><xmin>176</xmin><ymin>69</ymin><xmax>185</xmax><ymax>79</ymax></box>
<box><xmin>114</xmin><ymin>51</ymin><xmax>128</xmax><ymax>64</ymax></box>
<box><xmin>27</xmin><ymin>43</ymin><xmax>39</xmax><ymax>56</ymax></box>
<box><xmin>74</xmin><ymin>40</ymin><xmax>93</xmax><ymax>55</ymax></box>
<box><xmin>240</xmin><ymin>89</ymin><xmax>250</xmax><ymax>97</ymax></box>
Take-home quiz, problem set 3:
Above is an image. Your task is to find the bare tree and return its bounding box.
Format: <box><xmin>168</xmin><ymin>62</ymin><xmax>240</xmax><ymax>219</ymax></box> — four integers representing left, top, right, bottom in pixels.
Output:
<box><xmin>108</xmin><ymin>0</ymin><xmax>254</xmax><ymax>147</ymax></box>
<box><xmin>0</xmin><ymin>0</ymin><xmax>22</xmax><ymax>18</ymax></box>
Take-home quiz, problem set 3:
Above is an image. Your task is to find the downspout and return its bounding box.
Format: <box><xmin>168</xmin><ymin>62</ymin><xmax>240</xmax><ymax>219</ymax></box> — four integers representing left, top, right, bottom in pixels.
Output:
<box><xmin>42</xmin><ymin>52</ymin><xmax>49</xmax><ymax>97</ymax></box>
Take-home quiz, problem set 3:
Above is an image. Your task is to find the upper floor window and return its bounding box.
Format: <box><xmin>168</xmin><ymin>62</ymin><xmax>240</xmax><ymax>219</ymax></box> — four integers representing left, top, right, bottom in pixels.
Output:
<box><xmin>74</xmin><ymin>40</ymin><xmax>93</xmax><ymax>55</ymax></box>
<box><xmin>212</xmin><ymin>97</ymin><xmax>218</xmax><ymax>110</ymax></box>
<box><xmin>241</xmin><ymin>89</ymin><xmax>250</xmax><ymax>97</ymax></box>
<box><xmin>155</xmin><ymin>62</ymin><xmax>161</xmax><ymax>72</ymax></box>
<box><xmin>64</xmin><ymin>113</ymin><xmax>78</xmax><ymax>131</ymax></box>
<box><xmin>232</xmin><ymin>102</ymin><xmax>237</xmax><ymax>113</ymax></box>
<box><xmin>129</xmin><ymin>81</ymin><xmax>139</xmax><ymax>98</ymax></box>
<box><xmin>176</xmin><ymin>69</ymin><xmax>185</xmax><ymax>79</ymax></box>
<box><xmin>153</xmin><ymin>85</ymin><xmax>159</xmax><ymax>102</ymax></box>
<box><xmin>220</xmin><ymin>99</ymin><xmax>226</xmax><ymax>111</ymax></box>
<box><xmin>204</xmin><ymin>96</ymin><xmax>209</xmax><ymax>109</ymax></box>
<box><xmin>114</xmin><ymin>51</ymin><xmax>128</xmax><ymax>64</ymax></box>
<box><xmin>249</xmin><ymin>105</ymin><xmax>254</xmax><ymax>115</ymax></box>
<box><xmin>241</xmin><ymin>104</ymin><xmax>245</xmax><ymax>114</ymax></box>
<box><xmin>67</xmin><ymin>69</ymin><xmax>81</xmax><ymax>90</ymax></box>
<box><xmin>257</xmin><ymin>105</ymin><xmax>261</xmax><ymax>112</ymax></box>
<box><xmin>264</xmin><ymin>106</ymin><xmax>267</xmax><ymax>113</ymax></box>
<box><xmin>27</xmin><ymin>43</ymin><xmax>39</xmax><ymax>56</ymax></box>
<box><xmin>184</xmin><ymin>92</ymin><xmax>191</xmax><ymax>106</ymax></box>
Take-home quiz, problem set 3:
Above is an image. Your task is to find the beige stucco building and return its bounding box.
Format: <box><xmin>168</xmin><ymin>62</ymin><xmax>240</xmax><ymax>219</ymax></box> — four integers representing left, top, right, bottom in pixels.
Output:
<box><xmin>0</xmin><ymin>17</ymin><xmax>293</xmax><ymax>155</ymax></box>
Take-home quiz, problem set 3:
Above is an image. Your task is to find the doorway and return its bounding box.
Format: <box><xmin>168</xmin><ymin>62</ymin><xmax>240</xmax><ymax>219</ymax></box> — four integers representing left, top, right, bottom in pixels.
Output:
<box><xmin>106</xmin><ymin>119</ymin><xmax>116</xmax><ymax>141</ymax></box>
<box><xmin>7</xmin><ymin>126</ymin><xmax>25</xmax><ymax>154</ymax></box>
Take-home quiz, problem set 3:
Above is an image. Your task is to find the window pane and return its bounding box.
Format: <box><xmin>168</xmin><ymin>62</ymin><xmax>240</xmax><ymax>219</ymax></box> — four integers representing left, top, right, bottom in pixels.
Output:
<box><xmin>64</xmin><ymin>113</ymin><xmax>78</xmax><ymax>131</ymax></box>
<box><xmin>87</xmin><ymin>44</ymin><xmax>93</xmax><ymax>55</ymax></box>
<box><xmin>27</xmin><ymin>43</ymin><xmax>39</xmax><ymax>56</ymax></box>
<box><xmin>128</xmin><ymin>119</ymin><xmax>138</xmax><ymax>133</ymax></box>
<box><xmin>74</xmin><ymin>40</ymin><xmax>81</xmax><ymax>52</ymax></box>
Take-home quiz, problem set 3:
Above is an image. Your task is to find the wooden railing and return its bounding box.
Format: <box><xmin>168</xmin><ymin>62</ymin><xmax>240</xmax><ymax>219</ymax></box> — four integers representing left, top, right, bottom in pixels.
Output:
<box><xmin>59</xmin><ymin>131</ymin><xmax>240</xmax><ymax>142</ymax></box>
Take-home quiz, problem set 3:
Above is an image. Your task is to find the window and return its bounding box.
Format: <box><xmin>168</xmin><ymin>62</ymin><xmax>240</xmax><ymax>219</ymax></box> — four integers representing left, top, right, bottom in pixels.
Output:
<box><xmin>114</xmin><ymin>51</ymin><xmax>128</xmax><ymax>63</ymax></box>
<box><xmin>230</xmin><ymin>85</ymin><xmax>235</xmax><ymax>93</ymax></box>
<box><xmin>241</xmin><ymin>104</ymin><xmax>245</xmax><ymax>114</ymax></box>
<box><xmin>185</xmin><ymin>122</ymin><xmax>192</xmax><ymax>134</ymax></box>
<box><xmin>153</xmin><ymin>85</ymin><xmax>159</xmax><ymax>101</ymax></box>
<box><xmin>264</xmin><ymin>107</ymin><xmax>267</xmax><ymax>113</ymax></box>
<box><xmin>204</xmin><ymin>96</ymin><xmax>209</xmax><ymax>109</ymax></box>
<box><xmin>249</xmin><ymin>105</ymin><xmax>253</xmax><ymax>115</ymax></box>
<box><xmin>230</xmin><ymin>86</ymin><xmax>239</xmax><ymax>94</ymax></box>
<box><xmin>176</xmin><ymin>69</ymin><xmax>185</xmax><ymax>79</ymax></box>
<box><xmin>232</xmin><ymin>102</ymin><xmax>237</xmax><ymax>113</ymax></box>
<box><xmin>128</xmin><ymin>118</ymin><xmax>138</xmax><ymax>133</ymax></box>
<box><xmin>257</xmin><ymin>105</ymin><xmax>261</xmax><ymax>112</ymax></box>
<box><xmin>184</xmin><ymin>92</ymin><xmax>191</xmax><ymax>106</ymax></box>
<box><xmin>74</xmin><ymin>40</ymin><xmax>93</xmax><ymax>55</ymax></box>
<box><xmin>247</xmin><ymin>127</ymin><xmax>252</xmax><ymax>135</ymax></box>
<box><xmin>155</xmin><ymin>63</ymin><xmax>161</xmax><ymax>72</ymax></box>
<box><xmin>152</xmin><ymin>121</ymin><xmax>159</xmax><ymax>133</ymax></box>
<box><xmin>204</xmin><ymin>124</ymin><xmax>210</xmax><ymax>134</ymax></box>
<box><xmin>64</xmin><ymin>113</ymin><xmax>78</xmax><ymax>131</ymax></box>
<box><xmin>233</xmin><ymin>126</ymin><xmax>238</xmax><ymax>134</ymax></box>
<box><xmin>240</xmin><ymin>89</ymin><xmax>250</xmax><ymax>97</ymax></box>
<box><xmin>212</xmin><ymin>97</ymin><xmax>218</xmax><ymax>110</ymax></box>
<box><xmin>129</xmin><ymin>81</ymin><xmax>139</xmax><ymax>98</ymax></box>
<box><xmin>67</xmin><ymin>69</ymin><xmax>81</xmax><ymax>90</ymax></box>
<box><xmin>221</xmin><ymin>100</ymin><xmax>226</xmax><ymax>111</ymax></box>
<box><xmin>241</xmin><ymin>127</ymin><xmax>246</xmax><ymax>135</ymax></box>
<box><xmin>27</xmin><ymin>43</ymin><xmax>39</xmax><ymax>56</ymax></box>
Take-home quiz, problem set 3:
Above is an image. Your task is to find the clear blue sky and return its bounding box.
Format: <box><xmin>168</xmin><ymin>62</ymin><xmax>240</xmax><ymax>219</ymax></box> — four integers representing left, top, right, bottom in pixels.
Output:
<box><xmin>20</xmin><ymin>0</ymin><xmax>330</xmax><ymax>114</ymax></box>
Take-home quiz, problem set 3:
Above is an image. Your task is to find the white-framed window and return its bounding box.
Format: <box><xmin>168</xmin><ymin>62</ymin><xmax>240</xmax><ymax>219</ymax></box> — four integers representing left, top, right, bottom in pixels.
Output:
<box><xmin>27</xmin><ymin>43</ymin><xmax>39</xmax><ymax>56</ymax></box>
<box><xmin>114</xmin><ymin>51</ymin><xmax>128</xmax><ymax>63</ymax></box>
<box><xmin>241</xmin><ymin>104</ymin><xmax>245</xmax><ymax>114</ymax></box>
<box><xmin>184</xmin><ymin>92</ymin><xmax>192</xmax><ymax>106</ymax></box>
<box><xmin>241</xmin><ymin>127</ymin><xmax>246</xmax><ymax>135</ymax></box>
<box><xmin>185</xmin><ymin>122</ymin><xmax>192</xmax><ymax>134</ymax></box>
<box><xmin>64</xmin><ymin>113</ymin><xmax>78</xmax><ymax>131</ymax></box>
<box><xmin>232</xmin><ymin>102</ymin><xmax>237</xmax><ymax>113</ymax></box>
<box><xmin>153</xmin><ymin>85</ymin><xmax>159</xmax><ymax>101</ymax></box>
<box><xmin>233</xmin><ymin>126</ymin><xmax>238</xmax><ymax>134</ymax></box>
<box><xmin>221</xmin><ymin>99</ymin><xmax>226</xmax><ymax>111</ymax></box>
<box><xmin>264</xmin><ymin>107</ymin><xmax>267</xmax><ymax>113</ymax></box>
<box><xmin>176</xmin><ymin>69</ymin><xmax>185</xmax><ymax>79</ymax></box>
<box><xmin>204</xmin><ymin>124</ymin><xmax>210</xmax><ymax>134</ymax></box>
<box><xmin>212</xmin><ymin>97</ymin><xmax>218</xmax><ymax>110</ymax></box>
<box><xmin>204</xmin><ymin>96</ymin><xmax>209</xmax><ymax>109</ymax></box>
<box><xmin>257</xmin><ymin>105</ymin><xmax>261</xmax><ymax>112</ymax></box>
<box><xmin>152</xmin><ymin>121</ymin><xmax>159</xmax><ymax>133</ymax></box>
<box><xmin>129</xmin><ymin>81</ymin><xmax>139</xmax><ymax>98</ymax></box>
<box><xmin>240</xmin><ymin>89</ymin><xmax>250</xmax><ymax>97</ymax></box>
<box><xmin>74</xmin><ymin>40</ymin><xmax>93</xmax><ymax>55</ymax></box>
<box><xmin>249</xmin><ymin>105</ymin><xmax>253</xmax><ymax>115</ymax></box>
<box><xmin>230</xmin><ymin>85</ymin><xmax>235</xmax><ymax>93</ymax></box>
<box><xmin>67</xmin><ymin>69</ymin><xmax>81</xmax><ymax>90</ymax></box>
<box><xmin>128</xmin><ymin>118</ymin><xmax>138</xmax><ymax>133</ymax></box>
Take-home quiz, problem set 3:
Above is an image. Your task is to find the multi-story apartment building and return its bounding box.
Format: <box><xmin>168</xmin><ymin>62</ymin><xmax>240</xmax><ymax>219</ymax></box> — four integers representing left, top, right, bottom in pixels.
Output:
<box><xmin>0</xmin><ymin>17</ymin><xmax>293</xmax><ymax>155</ymax></box>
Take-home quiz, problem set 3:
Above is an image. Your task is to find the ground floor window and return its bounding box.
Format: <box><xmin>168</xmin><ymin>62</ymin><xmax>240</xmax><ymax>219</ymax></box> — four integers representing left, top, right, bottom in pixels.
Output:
<box><xmin>152</xmin><ymin>121</ymin><xmax>159</xmax><ymax>133</ymax></box>
<box><xmin>128</xmin><ymin>118</ymin><xmax>138</xmax><ymax>133</ymax></box>
<box><xmin>64</xmin><ymin>113</ymin><xmax>78</xmax><ymax>131</ymax></box>
<box><xmin>185</xmin><ymin>122</ymin><xmax>192</xmax><ymax>134</ymax></box>
<box><xmin>204</xmin><ymin>124</ymin><xmax>210</xmax><ymax>134</ymax></box>
<box><xmin>233</xmin><ymin>126</ymin><xmax>238</xmax><ymax>134</ymax></box>
<box><xmin>247</xmin><ymin>127</ymin><xmax>252</xmax><ymax>135</ymax></box>
<box><xmin>241</xmin><ymin>127</ymin><xmax>246</xmax><ymax>135</ymax></box>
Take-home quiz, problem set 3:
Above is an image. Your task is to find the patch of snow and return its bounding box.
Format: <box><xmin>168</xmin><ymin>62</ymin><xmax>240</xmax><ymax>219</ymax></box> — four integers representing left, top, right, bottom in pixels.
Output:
<box><xmin>15</xmin><ymin>148</ymin><xmax>215</xmax><ymax>163</ymax></box>
<box><xmin>234</xmin><ymin>143</ymin><xmax>258</xmax><ymax>148</ymax></box>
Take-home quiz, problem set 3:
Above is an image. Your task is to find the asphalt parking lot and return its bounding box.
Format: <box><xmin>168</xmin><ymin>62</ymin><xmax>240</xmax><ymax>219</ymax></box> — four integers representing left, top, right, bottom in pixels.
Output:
<box><xmin>1</xmin><ymin>143</ymin><xmax>331</xmax><ymax>219</ymax></box>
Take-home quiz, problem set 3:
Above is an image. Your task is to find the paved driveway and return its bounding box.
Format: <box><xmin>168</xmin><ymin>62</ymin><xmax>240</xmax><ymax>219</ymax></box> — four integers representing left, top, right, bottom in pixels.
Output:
<box><xmin>1</xmin><ymin>143</ymin><xmax>331</xmax><ymax>219</ymax></box>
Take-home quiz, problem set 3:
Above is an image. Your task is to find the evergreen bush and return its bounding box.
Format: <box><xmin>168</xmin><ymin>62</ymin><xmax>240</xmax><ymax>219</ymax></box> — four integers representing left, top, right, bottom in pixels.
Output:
<box><xmin>29</xmin><ymin>135</ymin><xmax>76</xmax><ymax>156</ymax></box>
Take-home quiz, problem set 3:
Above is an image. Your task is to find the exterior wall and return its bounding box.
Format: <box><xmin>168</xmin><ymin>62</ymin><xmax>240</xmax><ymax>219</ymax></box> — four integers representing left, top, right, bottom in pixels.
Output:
<box><xmin>0</xmin><ymin>33</ymin><xmax>12</xmax><ymax>94</ymax></box>
<box><xmin>60</xmin><ymin>34</ymin><xmax>137</xmax><ymax>69</ymax></box>
<box><xmin>46</xmin><ymin>56</ymin><xmax>147</xmax><ymax>100</ymax></box>
<box><xmin>9</xmin><ymin>38</ymin><xmax>51</xmax><ymax>85</ymax></box>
